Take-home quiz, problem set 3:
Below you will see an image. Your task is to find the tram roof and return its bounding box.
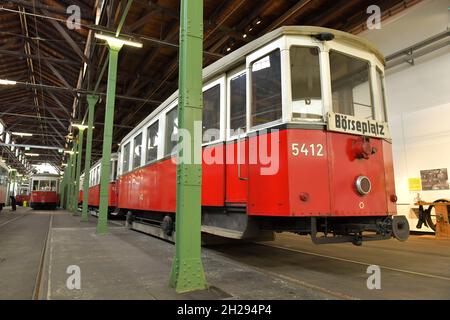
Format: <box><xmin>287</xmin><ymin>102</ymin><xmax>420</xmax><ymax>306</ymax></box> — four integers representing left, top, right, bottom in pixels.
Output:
<box><xmin>120</xmin><ymin>26</ymin><xmax>385</xmax><ymax>144</ymax></box>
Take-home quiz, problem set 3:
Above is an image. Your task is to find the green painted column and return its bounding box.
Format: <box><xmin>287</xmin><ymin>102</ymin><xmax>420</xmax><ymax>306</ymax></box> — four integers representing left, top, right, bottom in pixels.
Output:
<box><xmin>69</xmin><ymin>142</ymin><xmax>78</xmax><ymax>212</ymax></box>
<box><xmin>169</xmin><ymin>0</ymin><xmax>207</xmax><ymax>293</ymax></box>
<box><xmin>82</xmin><ymin>95</ymin><xmax>99</xmax><ymax>222</ymax></box>
<box><xmin>97</xmin><ymin>42</ymin><xmax>123</xmax><ymax>235</ymax></box>
<box><xmin>60</xmin><ymin>165</ymin><xmax>67</xmax><ymax>208</ymax></box>
<box><xmin>65</xmin><ymin>152</ymin><xmax>74</xmax><ymax>210</ymax></box>
<box><xmin>73</xmin><ymin>129</ymin><xmax>85</xmax><ymax>215</ymax></box>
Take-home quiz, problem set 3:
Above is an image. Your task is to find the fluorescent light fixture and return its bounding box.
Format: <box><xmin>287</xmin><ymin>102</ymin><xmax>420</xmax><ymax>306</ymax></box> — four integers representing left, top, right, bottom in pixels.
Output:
<box><xmin>0</xmin><ymin>79</ymin><xmax>17</xmax><ymax>85</ymax></box>
<box><xmin>71</xmin><ymin>123</ymin><xmax>91</xmax><ymax>130</ymax></box>
<box><xmin>12</xmin><ymin>132</ymin><xmax>33</xmax><ymax>137</ymax></box>
<box><xmin>61</xmin><ymin>163</ymin><xmax>68</xmax><ymax>167</ymax></box>
<box><xmin>64</xmin><ymin>150</ymin><xmax>74</xmax><ymax>155</ymax></box>
<box><xmin>25</xmin><ymin>153</ymin><xmax>40</xmax><ymax>157</ymax></box>
<box><xmin>94</xmin><ymin>33</ymin><xmax>143</xmax><ymax>48</ymax></box>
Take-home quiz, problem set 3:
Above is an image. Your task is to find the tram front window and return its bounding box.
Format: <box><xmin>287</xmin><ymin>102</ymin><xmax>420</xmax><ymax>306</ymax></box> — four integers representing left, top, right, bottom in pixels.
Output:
<box><xmin>39</xmin><ymin>180</ymin><xmax>50</xmax><ymax>191</ymax></box>
<box><xmin>33</xmin><ymin>180</ymin><xmax>39</xmax><ymax>191</ymax></box>
<box><xmin>330</xmin><ymin>50</ymin><xmax>374</xmax><ymax>120</ymax></box>
<box><xmin>251</xmin><ymin>50</ymin><xmax>282</xmax><ymax>127</ymax></box>
<box><xmin>290</xmin><ymin>46</ymin><xmax>323</xmax><ymax>120</ymax></box>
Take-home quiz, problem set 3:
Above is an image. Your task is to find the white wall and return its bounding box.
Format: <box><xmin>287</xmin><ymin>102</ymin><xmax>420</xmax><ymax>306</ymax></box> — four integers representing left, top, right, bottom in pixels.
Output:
<box><xmin>359</xmin><ymin>0</ymin><xmax>450</xmax><ymax>231</ymax></box>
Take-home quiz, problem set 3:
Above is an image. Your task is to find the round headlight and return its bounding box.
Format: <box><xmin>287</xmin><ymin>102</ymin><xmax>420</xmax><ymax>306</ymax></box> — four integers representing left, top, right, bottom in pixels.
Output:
<box><xmin>356</xmin><ymin>176</ymin><xmax>371</xmax><ymax>195</ymax></box>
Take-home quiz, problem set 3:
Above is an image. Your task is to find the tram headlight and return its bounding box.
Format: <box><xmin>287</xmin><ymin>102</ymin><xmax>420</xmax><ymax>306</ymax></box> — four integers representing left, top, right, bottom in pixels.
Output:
<box><xmin>356</xmin><ymin>176</ymin><xmax>371</xmax><ymax>196</ymax></box>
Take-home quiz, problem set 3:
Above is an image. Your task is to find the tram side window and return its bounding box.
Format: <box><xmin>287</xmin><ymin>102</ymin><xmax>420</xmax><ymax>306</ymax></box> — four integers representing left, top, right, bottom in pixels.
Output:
<box><xmin>251</xmin><ymin>50</ymin><xmax>282</xmax><ymax>127</ymax></box>
<box><xmin>203</xmin><ymin>84</ymin><xmax>221</xmax><ymax>143</ymax></box>
<box><xmin>50</xmin><ymin>180</ymin><xmax>57</xmax><ymax>192</ymax></box>
<box><xmin>122</xmin><ymin>143</ymin><xmax>130</xmax><ymax>174</ymax></box>
<box><xmin>165</xmin><ymin>107</ymin><xmax>178</xmax><ymax>157</ymax></box>
<box><xmin>33</xmin><ymin>180</ymin><xmax>39</xmax><ymax>191</ymax></box>
<box><xmin>111</xmin><ymin>160</ymin><xmax>117</xmax><ymax>181</ymax></box>
<box><xmin>146</xmin><ymin>121</ymin><xmax>159</xmax><ymax>163</ymax></box>
<box><xmin>132</xmin><ymin>133</ymin><xmax>142</xmax><ymax>170</ymax></box>
<box><xmin>376</xmin><ymin>68</ymin><xmax>387</xmax><ymax>122</ymax></box>
<box><xmin>330</xmin><ymin>50</ymin><xmax>374</xmax><ymax>120</ymax></box>
<box><xmin>290</xmin><ymin>46</ymin><xmax>323</xmax><ymax>120</ymax></box>
<box><xmin>97</xmin><ymin>167</ymin><xmax>101</xmax><ymax>184</ymax></box>
<box><xmin>229</xmin><ymin>73</ymin><xmax>247</xmax><ymax>134</ymax></box>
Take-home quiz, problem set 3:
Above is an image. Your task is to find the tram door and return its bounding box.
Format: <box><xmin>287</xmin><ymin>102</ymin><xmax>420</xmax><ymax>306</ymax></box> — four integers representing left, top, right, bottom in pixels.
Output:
<box><xmin>225</xmin><ymin>69</ymin><xmax>248</xmax><ymax>207</ymax></box>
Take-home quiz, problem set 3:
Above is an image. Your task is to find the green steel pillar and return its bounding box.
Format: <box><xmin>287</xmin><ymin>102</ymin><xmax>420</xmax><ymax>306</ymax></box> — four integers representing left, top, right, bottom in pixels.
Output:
<box><xmin>65</xmin><ymin>152</ymin><xmax>74</xmax><ymax>210</ymax></box>
<box><xmin>97</xmin><ymin>42</ymin><xmax>123</xmax><ymax>235</ymax></box>
<box><xmin>69</xmin><ymin>141</ymin><xmax>78</xmax><ymax>212</ymax></box>
<box><xmin>73</xmin><ymin>129</ymin><xmax>85</xmax><ymax>215</ymax></box>
<box><xmin>81</xmin><ymin>95</ymin><xmax>99</xmax><ymax>222</ymax></box>
<box><xmin>169</xmin><ymin>0</ymin><xmax>207</xmax><ymax>293</ymax></box>
<box><xmin>60</xmin><ymin>166</ymin><xmax>67</xmax><ymax>208</ymax></box>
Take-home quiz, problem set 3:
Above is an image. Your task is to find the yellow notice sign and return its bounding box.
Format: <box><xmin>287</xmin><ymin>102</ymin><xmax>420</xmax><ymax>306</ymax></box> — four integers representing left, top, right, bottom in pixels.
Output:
<box><xmin>408</xmin><ymin>178</ymin><xmax>422</xmax><ymax>191</ymax></box>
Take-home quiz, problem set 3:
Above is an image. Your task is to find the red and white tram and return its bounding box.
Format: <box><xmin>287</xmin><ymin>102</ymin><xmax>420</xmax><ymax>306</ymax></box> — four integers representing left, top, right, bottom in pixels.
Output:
<box><xmin>114</xmin><ymin>26</ymin><xmax>408</xmax><ymax>245</ymax></box>
<box><xmin>15</xmin><ymin>183</ymin><xmax>30</xmax><ymax>206</ymax></box>
<box><xmin>30</xmin><ymin>173</ymin><xmax>60</xmax><ymax>210</ymax></box>
<box><xmin>83</xmin><ymin>154</ymin><xmax>118</xmax><ymax>215</ymax></box>
<box><xmin>0</xmin><ymin>161</ymin><xmax>8</xmax><ymax>211</ymax></box>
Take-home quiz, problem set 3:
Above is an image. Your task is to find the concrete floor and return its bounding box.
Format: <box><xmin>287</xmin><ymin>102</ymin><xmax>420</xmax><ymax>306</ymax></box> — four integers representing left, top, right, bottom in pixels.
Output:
<box><xmin>1</xmin><ymin>208</ymin><xmax>449</xmax><ymax>300</ymax></box>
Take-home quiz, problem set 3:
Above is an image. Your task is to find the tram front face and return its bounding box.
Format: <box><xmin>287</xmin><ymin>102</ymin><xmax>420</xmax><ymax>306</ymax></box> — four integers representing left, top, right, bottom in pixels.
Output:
<box><xmin>245</xmin><ymin>34</ymin><xmax>396</xmax><ymax>225</ymax></box>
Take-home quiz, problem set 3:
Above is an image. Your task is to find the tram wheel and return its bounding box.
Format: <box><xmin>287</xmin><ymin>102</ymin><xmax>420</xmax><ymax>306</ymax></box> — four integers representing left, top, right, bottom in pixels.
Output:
<box><xmin>161</xmin><ymin>215</ymin><xmax>174</xmax><ymax>236</ymax></box>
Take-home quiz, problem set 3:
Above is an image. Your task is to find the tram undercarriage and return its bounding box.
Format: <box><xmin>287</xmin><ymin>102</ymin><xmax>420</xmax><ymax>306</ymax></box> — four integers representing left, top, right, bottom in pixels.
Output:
<box><xmin>122</xmin><ymin>207</ymin><xmax>409</xmax><ymax>246</ymax></box>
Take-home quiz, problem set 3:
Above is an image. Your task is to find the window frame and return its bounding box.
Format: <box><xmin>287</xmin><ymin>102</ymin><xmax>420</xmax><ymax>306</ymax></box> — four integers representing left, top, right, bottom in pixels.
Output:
<box><xmin>328</xmin><ymin>48</ymin><xmax>375</xmax><ymax>121</ymax></box>
<box><xmin>374</xmin><ymin>66</ymin><xmax>388</xmax><ymax>122</ymax></box>
<box><xmin>163</xmin><ymin>100</ymin><xmax>179</xmax><ymax>157</ymax></box>
<box><xmin>121</xmin><ymin>141</ymin><xmax>131</xmax><ymax>175</ymax></box>
<box><xmin>145</xmin><ymin>119</ymin><xmax>161</xmax><ymax>165</ymax></box>
<box><xmin>286</xmin><ymin>43</ymin><xmax>327</xmax><ymax>122</ymax></box>
<box><xmin>202</xmin><ymin>75</ymin><xmax>226</xmax><ymax>146</ymax></box>
<box><xmin>246</xmin><ymin>38</ymin><xmax>286</xmax><ymax>133</ymax></box>
<box><xmin>226</xmin><ymin>66</ymin><xmax>247</xmax><ymax>141</ymax></box>
<box><xmin>131</xmin><ymin>131</ymin><xmax>143</xmax><ymax>170</ymax></box>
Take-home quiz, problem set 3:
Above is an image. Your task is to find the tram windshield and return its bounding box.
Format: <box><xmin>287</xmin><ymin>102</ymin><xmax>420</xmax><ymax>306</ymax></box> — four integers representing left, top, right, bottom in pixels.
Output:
<box><xmin>290</xmin><ymin>46</ymin><xmax>323</xmax><ymax>120</ymax></box>
<box><xmin>32</xmin><ymin>179</ymin><xmax>57</xmax><ymax>191</ymax></box>
<box><xmin>330</xmin><ymin>50</ymin><xmax>374</xmax><ymax>120</ymax></box>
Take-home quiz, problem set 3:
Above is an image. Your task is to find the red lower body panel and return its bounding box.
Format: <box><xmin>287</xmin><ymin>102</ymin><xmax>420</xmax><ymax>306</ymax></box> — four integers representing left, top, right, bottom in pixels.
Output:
<box><xmin>87</xmin><ymin>183</ymin><xmax>117</xmax><ymax>207</ymax></box>
<box><xmin>117</xmin><ymin>129</ymin><xmax>396</xmax><ymax>218</ymax></box>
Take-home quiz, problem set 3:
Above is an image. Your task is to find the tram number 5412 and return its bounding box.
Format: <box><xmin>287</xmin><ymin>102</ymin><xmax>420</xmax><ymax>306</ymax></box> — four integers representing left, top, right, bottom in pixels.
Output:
<box><xmin>291</xmin><ymin>143</ymin><xmax>324</xmax><ymax>157</ymax></box>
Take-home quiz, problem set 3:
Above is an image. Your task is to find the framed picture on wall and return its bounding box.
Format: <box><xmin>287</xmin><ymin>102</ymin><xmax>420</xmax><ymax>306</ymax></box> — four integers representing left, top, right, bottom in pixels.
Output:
<box><xmin>420</xmin><ymin>168</ymin><xmax>449</xmax><ymax>191</ymax></box>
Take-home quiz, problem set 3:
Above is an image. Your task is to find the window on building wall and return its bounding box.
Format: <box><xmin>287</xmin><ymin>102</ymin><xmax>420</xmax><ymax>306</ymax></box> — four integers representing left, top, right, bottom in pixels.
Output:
<box><xmin>251</xmin><ymin>50</ymin><xmax>282</xmax><ymax>127</ymax></box>
<box><xmin>146</xmin><ymin>121</ymin><xmax>159</xmax><ymax>163</ymax></box>
<box><xmin>330</xmin><ymin>50</ymin><xmax>374</xmax><ymax>120</ymax></box>
<box><xmin>203</xmin><ymin>84</ymin><xmax>221</xmax><ymax>143</ymax></box>
<box><xmin>122</xmin><ymin>143</ymin><xmax>130</xmax><ymax>174</ymax></box>
<box><xmin>376</xmin><ymin>67</ymin><xmax>387</xmax><ymax>122</ymax></box>
<box><xmin>290</xmin><ymin>46</ymin><xmax>323</xmax><ymax>120</ymax></box>
<box><xmin>229</xmin><ymin>72</ymin><xmax>247</xmax><ymax>135</ymax></box>
<box><xmin>132</xmin><ymin>133</ymin><xmax>142</xmax><ymax>170</ymax></box>
<box><xmin>165</xmin><ymin>107</ymin><xmax>178</xmax><ymax>157</ymax></box>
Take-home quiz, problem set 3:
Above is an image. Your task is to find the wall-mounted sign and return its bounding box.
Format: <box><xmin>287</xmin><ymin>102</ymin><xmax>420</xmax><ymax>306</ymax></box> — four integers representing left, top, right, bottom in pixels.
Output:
<box><xmin>327</xmin><ymin>112</ymin><xmax>391</xmax><ymax>139</ymax></box>
<box><xmin>408</xmin><ymin>178</ymin><xmax>422</xmax><ymax>191</ymax></box>
<box><xmin>420</xmin><ymin>168</ymin><xmax>449</xmax><ymax>191</ymax></box>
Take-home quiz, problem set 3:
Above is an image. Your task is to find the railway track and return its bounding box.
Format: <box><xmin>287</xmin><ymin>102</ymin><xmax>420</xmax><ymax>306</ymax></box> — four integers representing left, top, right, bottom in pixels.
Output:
<box><xmin>207</xmin><ymin>238</ymin><xmax>450</xmax><ymax>299</ymax></box>
<box><xmin>0</xmin><ymin>213</ymin><xmax>28</xmax><ymax>228</ymax></box>
<box><xmin>32</xmin><ymin>214</ymin><xmax>53</xmax><ymax>300</ymax></box>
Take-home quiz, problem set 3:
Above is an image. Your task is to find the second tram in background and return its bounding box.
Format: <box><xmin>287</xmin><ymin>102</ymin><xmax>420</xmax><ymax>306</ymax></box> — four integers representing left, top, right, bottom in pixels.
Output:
<box><xmin>16</xmin><ymin>182</ymin><xmax>30</xmax><ymax>206</ymax></box>
<box><xmin>30</xmin><ymin>173</ymin><xmax>60</xmax><ymax>210</ymax></box>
